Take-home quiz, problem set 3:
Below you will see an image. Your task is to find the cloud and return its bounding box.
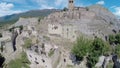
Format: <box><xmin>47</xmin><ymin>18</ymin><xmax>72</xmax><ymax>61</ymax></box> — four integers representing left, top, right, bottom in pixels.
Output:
<box><xmin>1</xmin><ymin>0</ymin><xmax>28</xmax><ymax>5</ymax></box>
<box><xmin>96</xmin><ymin>1</ymin><xmax>105</xmax><ymax>5</ymax></box>
<box><xmin>34</xmin><ymin>0</ymin><xmax>67</xmax><ymax>9</ymax></box>
<box><xmin>55</xmin><ymin>0</ymin><xmax>68</xmax><ymax>9</ymax></box>
<box><xmin>0</xmin><ymin>2</ymin><xmax>14</xmax><ymax>10</ymax></box>
<box><xmin>114</xmin><ymin>7</ymin><xmax>120</xmax><ymax>17</ymax></box>
<box><xmin>0</xmin><ymin>2</ymin><xmax>22</xmax><ymax>17</ymax></box>
<box><xmin>40</xmin><ymin>5</ymin><xmax>55</xmax><ymax>9</ymax></box>
<box><xmin>55</xmin><ymin>0</ymin><xmax>66</xmax><ymax>6</ymax></box>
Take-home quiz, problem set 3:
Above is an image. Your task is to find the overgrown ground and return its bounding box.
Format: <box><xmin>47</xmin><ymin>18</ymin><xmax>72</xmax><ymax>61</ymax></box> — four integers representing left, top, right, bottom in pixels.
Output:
<box><xmin>8</xmin><ymin>52</ymin><xmax>30</xmax><ymax>68</ymax></box>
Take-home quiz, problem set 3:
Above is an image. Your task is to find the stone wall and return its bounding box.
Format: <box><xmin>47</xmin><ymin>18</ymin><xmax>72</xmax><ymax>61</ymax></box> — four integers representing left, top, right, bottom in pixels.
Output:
<box><xmin>14</xmin><ymin>17</ymin><xmax>38</xmax><ymax>26</ymax></box>
<box><xmin>48</xmin><ymin>24</ymin><xmax>62</xmax><ymax>36</ymax></box>
<box><xmin>26</xmin><ymin>43</ymin><xmax>60</xmax><ymax>68</ymax></box>
<box><xmin>48</xmin><ymin>23</ymin><xmax>77</xmax><ymax>41</ymax></box>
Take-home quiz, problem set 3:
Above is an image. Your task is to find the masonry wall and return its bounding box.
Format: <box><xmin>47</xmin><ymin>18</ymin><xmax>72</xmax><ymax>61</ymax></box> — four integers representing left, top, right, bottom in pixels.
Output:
<box><xmin>48</xmin><ymin>24</ymin><xmax>62</xmax><ymax>35</ymax></box>
<box><xmin>62</xmin><ymin>25</ymin><xmax>77</xmax><ymax>41</ymax></box>
<box><xmin>26</xmin><ymin>50</ymin><xmax>52</xmax><ymax>68</ymax></box>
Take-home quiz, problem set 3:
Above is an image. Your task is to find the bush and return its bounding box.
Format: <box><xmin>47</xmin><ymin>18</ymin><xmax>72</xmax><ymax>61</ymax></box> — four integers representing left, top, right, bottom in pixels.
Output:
<box><xmin>115</xmin><ymin>44</ymin><xmax>120</xmax><ymax>58</ymax></box>
<box><xmin>0</xmin><ymin>33</ymin><xmax>2</xmax><ymax>38</ymax></box>
<box><xmin>19</xmin><ymin>25</ymin><xmax>23</xmax><ymax>31</ymax></box>
<box><xmin>48</xmin><ymin>49</ymin><xmax>54</xmax><ymax>57</ymax></box>
<box><xmin>87</xmin><ymin>37</ymin><xmax>111</xmax><ymax>68</ymax></box>
<box><xmin>9</xmin><ymin>26</ymin><xmax>15</xmax><ymax>32</ymax></box>
<box><xmin>115</xmin><ymin>33</ymin><xmax>120</xmax><ymax>44</ymax></box>
<box><xmin>63</xmin><ymin>7</ymin><xmax>68</xmax><ymax>11</ymax></box>
<box><xmin>108</xmin><ymin>33</ymin><xmax>120</xmax><ymax>45</ymax></box>
<box><xmin>72</xmin><ymin>36</ymin><xmax>111</xmax><ymax>67</ymax></box>
<box><xmin>8</xmin><ymin>52</ymin><xmax>30</xmax><ymax>68</ymax></box>
<box><xmin>23</xmin><ymin>38</ymin><xmax>32</xmax><ymax>49</ymax></box>
<box><xmin>91</xmin><ymin>38</ymin><xmax>110</xmax><ymax>55</ymax></box>
<box><xmin>109</xmin><ymin>34</ymin><xmax>116</xmax><ymax>45</ymax></box>
<box><xmin>72</xmin><ymin>37</ymin><xmax>92</xmax><ymax>61</ymax></box>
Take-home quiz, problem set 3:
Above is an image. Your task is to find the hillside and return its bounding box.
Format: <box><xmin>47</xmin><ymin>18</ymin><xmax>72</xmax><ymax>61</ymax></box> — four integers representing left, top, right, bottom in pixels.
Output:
<box><xmin>0</xmin><ymin>9</ymin><xmax>59</xmax><ymax>25</ymax></box>
<box><xmin>88</xmin><ymin>5</ymin><xmax>120</xmax><ymax>29</ymax></box>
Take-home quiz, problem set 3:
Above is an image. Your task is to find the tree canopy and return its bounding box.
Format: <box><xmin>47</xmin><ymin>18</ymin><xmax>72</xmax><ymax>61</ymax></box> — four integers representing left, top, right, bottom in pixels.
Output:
<box><xmin>72</xmin><ymin>37</ymin><xmax>111</xmax><ymax>68</ymax></box>
<box><xmin>72</xmin><ymin>37</ymin><xmax>92</xmax><ymax>61</ymax></box>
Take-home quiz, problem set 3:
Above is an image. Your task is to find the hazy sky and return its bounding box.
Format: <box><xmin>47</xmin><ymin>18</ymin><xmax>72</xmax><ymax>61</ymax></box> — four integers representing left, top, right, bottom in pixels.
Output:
<box><xmin>0</xmin><ymin>0</ymin><xmax>120</xmax><ymax>17</ymax></box>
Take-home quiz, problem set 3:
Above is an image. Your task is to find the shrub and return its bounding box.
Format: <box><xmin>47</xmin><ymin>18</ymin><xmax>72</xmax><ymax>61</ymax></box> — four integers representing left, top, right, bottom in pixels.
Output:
<box><xmin>72</xmin><ymin>37</ymin><xmax>92</xmax><ymax>61</ymax></box>
<box><xmin>108</xmin><ymin>33</ymin><xmax>120</xmax><ymax>45</ymax></box>
<box><xmin>87</xmin><ymin>37</ymin><xmax>111</xmax><ymax>68</ymax></box>
<box><xmin>72</xmin><ymin>36</ymin><xmax>111</xmax><ymax>68</ymax></box>
<box><xmin>23</xmin><ymin>38</ymin><xmax>32</xmax><ymax>49</ymax></box>
<box><xmin>48</xmin><ymin>49</ymin><xmax>54</xmax><ymax>57</ymax></box>
<box><xmin>63</xmin><ymin>7</ymin><xmax>68</xmax><ymax>11</ymax></box>
<box><xmin>109</xmin><ymin>34</ymin><xmax>116</xmax><ymax>45</ymax></box>
<box><xmin>0</xmin><ymin>33</ymin><xmax>2</xmax><ymax>38</ymax></box>
<box><xmin>8</xmin><ymin>52</ymin><xmax>30</xmax><ymax>68</ymax></box>
<box><xmin>115</xmin><ymin>33</ymin><xmax>120</xmax><ymax>44</ymax></box>
<box><xmin>19</xmin><ymin>25</ymin><xmax>23</xmax><ymax>31</ymax></box>
<box><xmin>115</xmin><ymin>44</ymin><xmax>120</xmax><ymax>58</ymax></box>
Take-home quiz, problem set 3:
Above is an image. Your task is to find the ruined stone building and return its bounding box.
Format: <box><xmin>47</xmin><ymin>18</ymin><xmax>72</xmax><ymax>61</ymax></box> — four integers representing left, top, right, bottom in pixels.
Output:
<box><xmin>68</xmin><ymin>0</ymin><xmax>74</xmax><ymax>10</ymax></box>
<box><xmin>39</xmin><ymin>0</ymin><xmax>115</xmax><ymax>41</ymax></box>
<box><xmin>68</xmin><ymin>0</ymin><xmax>86</xmax><ymax>11</ymax></box>
<box><xmin>26</xmin><ymin>43</ymin><xmax>60</xmax><ymax>68</ymax></box>
<box><xmin>48</xmin><ymin>23</ymin><xmax>77</xmax><ymax>41</ymax></box>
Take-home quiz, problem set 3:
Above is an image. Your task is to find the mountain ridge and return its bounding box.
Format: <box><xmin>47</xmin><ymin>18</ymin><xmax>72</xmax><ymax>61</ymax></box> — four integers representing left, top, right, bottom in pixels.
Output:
<box><xmin>0</xmin><ymin>9</ymin><xmax>59</xmax><ymax>25</ymax></box>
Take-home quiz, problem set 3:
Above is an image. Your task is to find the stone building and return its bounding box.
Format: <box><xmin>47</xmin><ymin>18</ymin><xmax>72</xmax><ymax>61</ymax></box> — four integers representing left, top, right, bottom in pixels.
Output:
<box><xmin>48</xmin><ymin>23</ymin><xmax>77</xmax><ymax>41</ymax></box>
<box><xmin>68</xmin><ymin>0</ymin><xmax>74</xmax><ymax>10</ymax></box>
<box><xmin>68</xmin><ymin>0</ymin><xmax>86</xmax><ymax>11</ymax></box>
<box><xmin>62</xmin><ymin>24</ymin><xmax>77</xmax><ymax>41</ymax></box>
<box><xmin>26</xmin><ymin>43</ymin><xmax>60</xmax><ymax>68</ymax></box>
<box><xmin>48</xmin><ymin>24</ymin><xmax>62</xmax><ymax>36</ymax></box>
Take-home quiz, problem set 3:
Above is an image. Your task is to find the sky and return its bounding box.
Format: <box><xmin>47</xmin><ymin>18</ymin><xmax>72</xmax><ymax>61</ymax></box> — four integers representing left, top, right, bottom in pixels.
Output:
<box><xmin>0</xmin><ymin>0</ymin><xmax>120</xmax><ymax>17</ymax></box>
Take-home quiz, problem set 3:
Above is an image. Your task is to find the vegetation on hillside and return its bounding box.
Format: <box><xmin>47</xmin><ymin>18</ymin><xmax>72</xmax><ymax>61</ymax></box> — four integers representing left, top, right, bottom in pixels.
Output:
<box><xmin>72</xmin><ymin>37</ymin><xmax>111</xmax><ymax>68</ymax></box>
<box><xmin>115</xmin><ymin>44</ymin><xmax>120</xmax><ymax>58</ymax></box>
<box><xmin>8</xmin><ymin>52</ymin><xmax>30</xmax><ymax>68</ymax></box>
<box><xmin>0</xmin><ymin>9</ymin><xmax>57</xmax><ymax>26</ymax></box>
<box><xmin>108</xmin><ymin>33</ymin><xmax>120</xmax><ymax>58</ymax></box>
<box><xmin>23</xmin><ymin>38</ymin><xmax>32</xmax><ymax>49</ymax></box>
<box><xmin>72</xmin><ymin>37</ymin><xmax>92</xmax><ymax>61</ymax></box>
<box><xmin>87</xmin><ymin>38</ymin><xmax>111</xmax><ymax>68</ymax></box>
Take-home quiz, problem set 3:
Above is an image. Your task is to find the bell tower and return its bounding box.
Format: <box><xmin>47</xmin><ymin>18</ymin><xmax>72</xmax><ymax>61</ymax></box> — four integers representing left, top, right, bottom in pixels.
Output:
<box><xmin>68</xmin><ymin>0</ymin><xmax>74</xmax><ymax>10</ymax></box>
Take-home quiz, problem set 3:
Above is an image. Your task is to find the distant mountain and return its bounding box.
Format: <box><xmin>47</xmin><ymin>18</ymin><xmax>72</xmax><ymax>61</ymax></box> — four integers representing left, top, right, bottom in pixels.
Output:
<box><xmin>0</xmin><ymin>9</ymin><xmax>59</xmax><ymax>25</ymax></box>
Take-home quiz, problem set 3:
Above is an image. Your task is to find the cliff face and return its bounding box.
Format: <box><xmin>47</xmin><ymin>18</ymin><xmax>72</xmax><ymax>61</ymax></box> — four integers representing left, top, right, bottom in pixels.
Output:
<box><xmin>88</xmin><ymin>5</ymin><xmax>120</xmax><ymax>29</ymax></box>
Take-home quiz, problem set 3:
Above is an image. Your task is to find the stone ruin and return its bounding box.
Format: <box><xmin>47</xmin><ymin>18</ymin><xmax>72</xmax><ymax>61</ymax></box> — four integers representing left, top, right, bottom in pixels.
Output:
<box><xmin>26</xmin><ymin>43</ymin><xmax>60</xmax><ymax>68</ymax></box>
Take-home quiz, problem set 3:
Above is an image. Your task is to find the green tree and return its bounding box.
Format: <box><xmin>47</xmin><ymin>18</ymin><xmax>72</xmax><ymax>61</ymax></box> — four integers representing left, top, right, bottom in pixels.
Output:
<box><xmin>91</xmin><ymin>38</ymin><xmax>110</xmax><ymax>55</ymax></box>
<box><xmin>72</xmin><ymin>37</ymin><xmax>92</xmax><ymax>61</ymax></box>
<box><xmin>109</xmin><ymin>34</ymin><xmax>116</xmax><ymax>44</ymax></box>
<box><xmin>115</xmin><ymin>33</ymin><xmax>120</xmax><ymax>44</ymax></box>
<box><xmin>115</xmin><ymin>44</ymin><xmax>120</xmax><ymax>58</ymax></box>
<box><xmin>19</xmin><ymin>25</ymin><xmax>23</xmax><ymax>31</ymax></box>
<box><xmin>87</xmin><ymin>37</ymin><xmax>111</xmax><ymax>68</ymax></box>
<box><xmin>63</xmin><ymin>7</ymin><xmax>68</xmax><ymax>11</ymax></box>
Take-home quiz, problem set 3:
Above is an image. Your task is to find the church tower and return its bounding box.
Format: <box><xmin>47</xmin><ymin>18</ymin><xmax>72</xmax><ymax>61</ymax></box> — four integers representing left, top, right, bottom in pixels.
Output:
<box><xmin>68</xmin><ymin>0</ymin><xmax>74</xmax><ymax>10</ymax></box>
